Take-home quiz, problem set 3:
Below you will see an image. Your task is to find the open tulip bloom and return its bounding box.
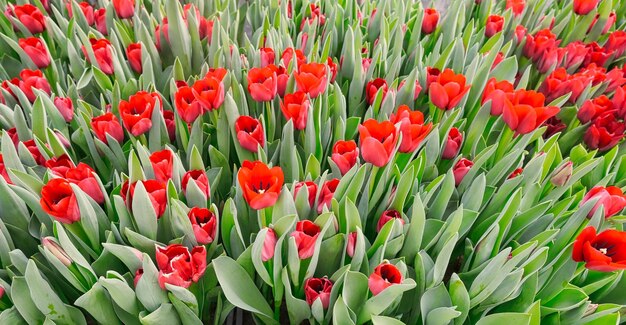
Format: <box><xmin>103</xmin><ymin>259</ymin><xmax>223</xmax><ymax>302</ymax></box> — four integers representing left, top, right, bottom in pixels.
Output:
<box><xmin>2</xmin><ymin>0</ymin><xmax>626</xmax><ymax>324</ymax></box>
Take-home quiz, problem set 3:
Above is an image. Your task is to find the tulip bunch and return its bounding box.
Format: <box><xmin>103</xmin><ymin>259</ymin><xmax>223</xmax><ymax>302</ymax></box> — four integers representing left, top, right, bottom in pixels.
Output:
<box><xmin>0</xmin><ymin>0</ymin><xmax>626</xmax><ymax>324</ymax></box>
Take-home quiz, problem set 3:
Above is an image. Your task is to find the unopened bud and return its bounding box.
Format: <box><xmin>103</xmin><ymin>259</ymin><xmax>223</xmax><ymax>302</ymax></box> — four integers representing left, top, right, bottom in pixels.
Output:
<box><xmin>550</xmin><ymin>161</ymin><xmax>573</xmax><ymax>187</ymax></box>
<box><xmin>42</xmin><ymin>237</ymin><xmax>72</xmax><ymax>266</ymax></box>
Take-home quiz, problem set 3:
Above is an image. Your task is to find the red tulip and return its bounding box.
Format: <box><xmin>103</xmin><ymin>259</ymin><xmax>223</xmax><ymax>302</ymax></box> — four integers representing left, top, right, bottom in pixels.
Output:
<box><xmin>260</xmin><ymin>48</ymin><xmax>275</xmax><ymax>67</ymax></box>
<box><xmin>605</xmin><ymin>67</ymin><xmax>626</xmax><ymax>93</ymax></box>
<box><xmin>428</xmin><ymin>68</ymin><xmax>471</xmax><ymax>110</ymax></box>
<box><xmin>247</xmin><ymin>66</ymin><xmax>278</xmax><ymax>102</ymax></box>
<box><xmin>300</xmin><ymin>4</ymin><xmax>326</xmax><ymax>30</ymax></box>
<box><xmin>280</xmin><ymin>91</ymin><xmax>310</xmax><ymax>130</ymax></box>
<box><xmin>294</xmin><ymin>181</ymin><xmax>318</xmax><ymax>207</ymax></box>
<box><xmin>304</xmin><ymin>277</ymin><xmax>333</xmax><ymax>309</ymax></box>
<box><xmin>331</xmin><ymin>140</ymin><xmax>359</xmax><ymax>175</ymax></box>
<box><xmin>523</xmin><ymin>29</ymin><xmax>559</xmax><ymax>62</ymax></box>
<box><xmin>262</xmin><ymin>228</ymin><xmax>277</xmax><ymax>261</ymax></box>
<box><xmin>126</xmin><ymin>43</ymin><xmax>142</xmax><ymax>73</ymax></box>
<box><xmin>539</xmin><ymin>68</ymin><xmax>590</xmax><ymax>104</ymax></box>
<box><xmin>112</xmin><ymin>0</ymin><xmax>135</xmax><ymax>19</ymax></box>
<box><xmin>508</xmin><ymin>167</ymin><xmax>524</xmax><ymax>179</ymax></box>
<box><xmin>442</xmin><ymin>127</ymin><xmax>463</xmax><ymax>160</ymax></box>
<box><xmin>368</xmin><ymin>262</ymin><xmax>403</xmax><ymax>296</ymax></box>
<box><xmin>175</xmin><ymin>86</ymin><xmax>204</xmax><ymax>124</ymax></box>
<box><xmin>291</xmin><ymin>220</ymin><xmax>320</xmax><ymax>259</ymax></box>
<box><xmin>584</xmin><ymin>112</ymin><xmax>625</xmax><ymax>151</ymax></box>
<box><xmin>134</xmin><ymin>269</ymin><xmax>143</xmax><ymax>287</ymax></box>
<box><xmin>95</xmin><ymin>9</ymin><xmax>107</xmax><ymax>35</ymax></box>
<box><xmin>204</xmin><ymin>68</ymin><xmax>228</xmax><ymax>82</ymax></box>
<box><xmin>154</xmin><ymin>19</ymin><xmax>170</xmax><ymax>51</ymax></box>
<box><xmin>149</xmin><ymin>150</ymin><xmax>173</xmax><ymax>183</ymax></box>
<box><xmin>573</xmin><ymin>227</ymin><xmax>626</xmax><ymax>272</ymax></box>
<box><xmin>482</xmin><ymin>78</ymin><xmax>515</xmax><ymax>116</ymax></box>
<box><xmin>317</xmin><ymin>178</ymin><xmax>339</xmax><ymax>214</ymax></box>
<box><xmin>45</xmin><ymin>154</ymin><xmax>75</xmax><ymax>177</ymax></box>
<box><xmin>270</xmin><ymin>65</ymin><xmax>289</xmax><ymax>97</ymax></box>
<box><xmin>581</xmin><ymin>186</ymin><xmax>626</xmax><ymax>219</ymax></box>
<box><xmin>390</xmin><ymin>105</ymin><xmax>433</xmax><ymax>153</ymax></box>
<box><xmin>40</xmin><ymin>178</ymin><xmax>80</xmax><ymax>224</ymax></box>
<box><xmin>192</xmin><ymin>76</ymin><xmax>225</xmax><ymax>111</ymax></box>
<box><xmin>156</xmin><ymin>244</ymin><xmax>207</xmax><ymax>288</ymax></box>
<box><xmin>163</xmin><ymin>110</ymin><xmax>176</xmax><ymax>142</ymax></box>
<box><xmin>506</xmin><ymin>0</ymin><xmax>526</xmax><ymax>16</ymax></box>
<box><xmin>67</xmin><ymin>2</ymin><xmax>94</xmax><ymax>25</ymax></box>
<box><xmin>358</xmin><ymin>119</ymin><xmax>398</xmax><ymax>167</ymax></box>
<box><xmin>398</xmin><ymin>79</ymin><xmax>422</xmax><ymax>101</ymax></box>
<box><xmin>18</xmin><ymin>37</ymin><xmax>50</xmax><ymax>68</ymax></box>
<box><xmin>536</xmin><ymin>47</ymin><xmax>565</xmax><ymax>74</ymax></box>
<box><xmin>605</xmin><ymin>31</ymin><xmax>626</xmax><ymax>58</ymax></box>
<box><xmin>23</xmin><ymin>139</ymin><xmax>45</xmax><ymax>165</ymax></box>
<box><xmin>235</xmin><ymin>115</ymin><xmax>265</xmax><ymax>152</ymax></box>
<box><xmin>589</xmin><ymin>12</ymin><xmax>616</xmax><ymax>35</ymax></box>
<box><xmin>182</xmin><ymin>170</ymin><xmax>210</xmax><ymax>198</ymax></box>
<box><xmin>119</xmin><ymin>91</ymin><xmax>162</xmax><ymax>136</ymax></box>
<box><xmin>5</xmin><ymin>4</ymin><xmax>46</xmax><ymax>34</ymax></box>
<box><xmin>187</xmin><ymin>207</ymin><xmax>217</xmax><ymax>244</ymax></box>
<box><xmin>485</xmin><ymin>15</ymin><xmax>504</xmax><ymax>38</ymax></box>
<box><xmin>281</xmin><ymin>48</ymin><xmax>307</xmax><ymax>68</ymax></box>
<box><xmin>121</xmin><ymin>180</ymin><xmax>167</xmax><ymax>218</ymax></box>
<box><xmin>295</xmin><ymin>63</ymin><xmax>328</xmax><ymax>98</ymax></box>
<box><xmin>64</xmin><ymin>163</ymin><xmax>104</xmax><ymax>204</ymax></box>
<box><xmin>53</xmin><ymin>97</ymin><xmax>74</xmax><ymax>122</ymax></box>
<box><xmin>376</xmin><ymin>209</ymin><xmax>404</xmax><ymax>232</ymax></box>
<box><xmin>502</xmin><ymin>90</ymin><xmax>560</xmax><ymax>135</ymax></box>
<box><xmin>578</xmin><ymin>95</ymin><xmax>614</xmax><ymax>124</ymax></box>
<box><xmin>544</xmin><ymin>116</ymin><xmax>567</xmax><ymax>138</ymax></box>
<box><xmin>453</xmin><ymin>158</ymin><xmax>473</xmax><ymax>186</ymax></box>
<box><xmin>17</xmin><ymin>69</ymin><xmax>51</xmax><ymax>102</ymax></box>
<box><xmin>327</xmin><ymin>57</ymin><xmax>338</xmax><ymax>83</ymax></box>
<box><xmin>584</xmin><ymin>42</ymin><xmax>613</xmax><ymax>67</ymax></box>
<box><xmin>614</xmin><ymin>86</ymin><xmax>626</xmax><ymax>117</ymax></box>
<box><xmin>91</xmin><ymin>112</ymin><xmax>124</xmax><ymax>144</ymax></box>
<box><xmin>573</xmin><ymin>0</ymin><xmax>600</xmax><ymax>15</ymax></box>
<box><xmin>82</xmin><ymin>38</ymin><xmax>114</xmax><ymax>75</ymax></box>
<box><xmin>237</xmin><ymin>161</ymin><xmax>284</xmax><ymax>210</ymax></box>
<box><xmin>515</xmin><ymin>25</ymin><xmax>527</xmax><ymax>42</ymax></box>
<box><xmin>422</xmin><ymin>8</ymin><xmax>439</xmax><ymax>34</ymax></box>
<box><xmin>366</xmin><ymin>78</ymin><xmax>388</xmax><ymax>105</ymax></box>
<box><xmin>346</xmin><ymin>232</ymin><xmax>357</xmax><ymax>258</ymax></box>
<box><xmin>563</xmin><ymin>41</ymin><xmax>590</xmax><ymax>69</ymax></box>
<box><xmin>0</xmin><ymin>154</ymin><xmax>11</xmax><ymax>184</ymax></box>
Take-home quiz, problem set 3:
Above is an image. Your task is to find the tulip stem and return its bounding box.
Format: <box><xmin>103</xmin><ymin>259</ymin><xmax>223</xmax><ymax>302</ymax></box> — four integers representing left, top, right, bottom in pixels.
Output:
<box><xmin>258</xmin><ymin>208</ymin><xmax>268</xmax><ymax>228</ymax></box>
<box><xmin>495</xmin><ymin>126</ymin><xmax>514</xmax><ymax>162</ymax></box>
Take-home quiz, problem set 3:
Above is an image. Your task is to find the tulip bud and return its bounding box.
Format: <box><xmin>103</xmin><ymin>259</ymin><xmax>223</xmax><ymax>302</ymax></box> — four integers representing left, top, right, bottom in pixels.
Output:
<box><xmin>304</xmin><ymin>277</ymin><xmax>333</xmax><ymax>309</ymax></box>
<box><xmin>346</xmin><ymin>232</ymin><xmax>357</xmax><ymax>258</ymax></box>
<box><xmin>453</xmin><ymin>158</ymin><xmax>474</xmax><ymax>186</ymax></box>
<box><xmin>42</xmin><ymin>237</ymin><xmax>72</xmax><ymax>266</ymax></box>
<box><xmin>262</xmin><ymin>228</ymin><xmax>277</xmax><ymax>262</ymax></box>
<box><xmin>368</xmin><ymin>262</ymin><xmax>403</xmax><ymax>296</ymax></box>
<box><xmin>550</xmin><ymin>162</ymin><xmax>573</xmax><ymax>187</ymax></box>
<box><xmin>134</xmin><ymin>268</ymin><xmax>143</xmax><ymax>287</ymax></box>
<box><xmin>53</xmin><ymin>97</ymin><xmax>74</xmax><ymax>122</ymax></box>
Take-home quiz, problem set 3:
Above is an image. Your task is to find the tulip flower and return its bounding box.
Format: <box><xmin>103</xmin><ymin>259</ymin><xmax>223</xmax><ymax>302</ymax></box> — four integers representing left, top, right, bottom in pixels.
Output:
<box><xmin>502</xmin><ymin>90</ymin><xmax>560</xmax><ymax>135</ymax></box>
<box><xmin>53</xmin><ymin>97</ymin><xmax>74</xmax><ymax>122</ymax></box>
<box><xmin>573</xmin><ymin>227</ymin><xmax>626</xmax><ymax>272</ymax></box>
<box><xmin>23</xmin><ymin>139</ymin><xmax>45</xmax><ymax>165</ymax></box>
<box><xmin>563</xmin><ymin>41</ymin><xmax>590</xmax><ymax>69</ymax></box>
<box><xmin>453</xmin><ymin>158</ymin><xmax>474</xmax><ymax>186</ymax></box>
<box><xmin>126</xmin><ymin>43</ymin><xmax>142</xmax><ymax>73</ymax></box>
<box><xmin>506</xmin><ymin>0</ymin><xmax>525</xmax><ymax>16</ymax></box>
<box><xmin>112</xmin><ymin>0</ymin><xmax>135</xmax><ymax>19</ymax></box>
<box><xmin>270</xmin><ymin>65</ymin><xmax>289</xmax><ymax>97</ymax></box>
<box><xmin>163</xmin><ymin>110</ymin><xmax>176</xmax><ymax>142</ymax></box>
<box><xmin>42</xmin><ymin>237</ymin><xmax>72</xmax><ymax>266</ymax></box>
<box><xmin>121</xmin><ymin>180</ymin><xmax>167</xmax><ymax>218</ymax></box>
<box><xmin>428</xmin><ymin>68</ymin><xmax>471</xmax><ymax>110</ymax></box>
<box><xmin>485</xmin><ymin>15</ymin><xmax>504</xmax><ymax>37</ymax></box>
<box><xmin>304</xmin><ymin>277</ymin><xmax>333</xmax><ymax>309</ymax></box>
<box><xmin>40</xmin><ymin>178</ymin><xmax>81</xmax><ymax>224</ymax></box>
<box><xmin>149</xmin><ymin>150</ymin><xmax>173</xmax><ymax>183</ymax></box>
<box><xmin>515</xmin><ymin>25</ymin><xmax>527</xmax><ymax>42</ymax></box>
<box><xmin>573</xmin><ymin>0</ymin><xmax>600</xmax><ymax>16</ymax></box>
<box><xmin>17</xmin><ymin>69</ymin><xmax>51</xmax><ymax>102</ymax></box>
<box><xmin>175</xmin><ymin>86</ymin><xmax>204</xmax><ymax>124</ymax></box>
<box><xmin>294</xmin><ymin>63</ymin><xmax>328</xmax><ymax>98</ymax></box>
<box><xmin>536</xmin><ymin>47</ymin><xmax>565</xmax><ymax>74</ymax></box>
<box><xmin>235</xmin><ymin>116</ymin><xmax>265</xmax><ymax>152</ymax></box>
<box><xmin>578</xmin><ymin>96</ymin><xmax>614</xmax><ymax>124</ymax></box>
<box><xmin>18</xmin><ymin>37</ymin><xmax>50</xmax><ymax>68</ymax></box>
<box><xmin>508</xmin><ymin>168</ymin><xmax>524</xmax><ymax>179</ymax></box>
<box><xmin>358</xmin><ymin>119</ymin><xmax>398</xmax><ymax>167</ymax></box>
<box><xmin>262</xmin><ymin>228</ymin><xmax>277</xmax><ymax>261</ymax></box>
<box><xmin>346</xmin><ymin>232</ymin><xmax>358</xmax><ymax>258</ymax></box>
<box><xmin>156</xmin><ymin>244</ymin><xmax>207</xmax><ymax>288</ymax></box>
<box><xmin>482</xmin><ymin>78</ymin><xmax>515</xmax><ymax>116</ymax></box>
<box><xmin>66</xmin><ymin>163</ymin><xmax>105</xmax><ymax>204</ymax></box>
<box><xmin>67</xmin><ymin>2</ymin><xmax>94</xmax><ymax>25</ymax></box>
<box><xmin>182</xmin><ymin>170</ymin><xmax>210</xmax><ymax>198</ymax></box>
<box><xmin>187</xmin><ymin>207</ymin><xmax>217</xmax><ymax>244</ymax></box>
<box><xmin>192</xmin><ymin>76</ymin><xmax>225</xmax><ymax>111</ymax></box>
<box><xmin>237</xmin><ymin>161</ymin><xmax>284</xmax><ymax>210</ymax></box>
<box><xmin>544</xmin><ymin>116</ymin><xmax>567</xmax><ymax>138</ymax></box>
<box><xmin>6</xmin><ymin>4</ymin><xmax>46</xmax><ymax>34</ymax></box>
<box><xmin>294</xmin><ymin>181</ymin><xmax>318</xmax><ymax>207</ymax></box>
<box><xmin>581</xmin><ymin>186</ymin><xmax>626</xmax><ymax>219</ymax></box>
<box><xmin>281</xmin><ymin>48</ymin><xmax>307</xmax><ymax>68</ymax></box>
<box><xmin>368</xmin><ymin>262</ymin><xmax>403</xmax><ymax>296</ymax></box>
<box><xmin>0</xmin><ymin>154</ymin><xmax>11</xmax><ymax>184</ymax></box>
<box><xmin>259</xmin><ymin>48</ymin><xmax>275</xmax><ymax>67</ymax></box>
<box><xmin>247</xmin><ymin>66</ymin><xmax>278</xmax><ymax>102</ymax></box>
<box><xmin>94</xmin><ymin>9</ymin><xmax>107</xmax><ymax>35</ymax></box>
<box><xmin>390</xmin><ymin>105</ymin><xmax>433</xmax><ymax>153</ymax></box>
<box><xmin>583</xmin><ymin>42</ymin><xmax>613</xmax><ymax>67</ymax></box>
<box><xmin>523</xmin><ymin>29</ymin><xmax>559</xmax><ymax>62</ymax></box>
<box><xmin>421</xmin><ymin>8</ymin><xmax>439</xmax><ymax>34</ymax></box>
<box><xmin>91</xmin><ymin>112</ymin><xmax>124</xmax><ymax>144</ymax></box>
<box><xmin>82</xmin><ymin>38</ymin><xmax>115</xmax><ymax>75</ymax></box>
<box><xmin>331</xmin><ymin>140</ymin><xmax>359</xmax><ymax>175</ymax></box>
<box><xmin>45</xmin><ymin>155</ymin><xmax>75</xmax><ymax>178</ymax></box>
<box><xmin>550</xmin><ymin>161</ymin><xmax>573</xmax><ymax>186</ymax></box>
<box><xmin>376</xmin><ymin>209</ymin><xmax>404</xmax><ymax>232</ymax></box>
<box><xmin>327</xmin><ymin>57</ymin><xmax>338</xmax><ymax>83</ymax></box>
<box><xmin>365</xmin><ymin>78</ymin><xmax>388</xmax><ymax>105</ymax></box>
<box><xmin>119</xmin><ymin>91</ymin><xmax>162</xmax><ymax>136</ymax></box>
<box><xmin>539</xmin><ymin>68</ymin><xmax>590</xmax><ymax>104</ymax></box>
<box><xmin>280</xmin><ymin>91</ymin><xmax>310</xmax><ymax>130</ymax></box>
<box><xmin>291</xmin><ymin>220</ymin><xmax>321</xmax><ymax>259</ymax></box>
<box><xmin>605</xmin><ymin>31</ymin><xmax>626</xmax><ymax>58</ymax></box>
<box><xmin>317</xmin><ymin>178</ymin><xmax>339</xmax><ymax>214</ymax></box>
<box><xmin>583</xmin><ymin>112</ymin><xmax>625</xmax><ymax>151</ymax></box>
<box><xmin>442</xmin><ymin>127</ymin><xmax>463</xmax><ymax>159</ymax></box>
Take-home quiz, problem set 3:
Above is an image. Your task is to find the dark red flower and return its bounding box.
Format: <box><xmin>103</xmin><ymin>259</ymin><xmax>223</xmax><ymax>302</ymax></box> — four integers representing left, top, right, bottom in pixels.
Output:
<box><xmin>544</xmin><ymin>116</ymin><xmax>567</xmax><ymax>138</ymax></box>
<box><xmin>237</xmin><ymin>161</ymin><xmax>284</xmax><ymax>210</ymax></box>
<box><xmin>23</xmin><ymin>139</ymin><xmax>45</xmax><ymax>165</ymax></box>
<box><xmin>247</xmin><ymin>66</ymin><xmax>278</xmax><ymax>102</ymax></box>
<box><xmin>572</xmin><ymin>227</ymin><xmax>626</xmax><ymax>272</ymax></box>
<box><xmin>304</xmin><ymin>277</ymin><xmax>333</xmax><ymax>309</ymax></box>
<box><xmin>45</xmin><ymin>154</ymin><xmax>75</xmax><ymax>177</ymax></box>
<box><xmin>453</xmin><ymin>158</ymin><xmax>473</xmax><ymax>186</ymax></box>
<box><xmin>376</xmin><ymin>209</ymin><xmax>404</xmax><ymax>232</ymax></box>
<box><xmin>358</xmin><ymin>119</ymin><xmax>398</xmax><ymax>167</ymax></box>
<box><xmin>156</xmin><ymin>244</ymin><xmax>207</xmax><ymax>288</ymax></box>
<box><xmin>91</xmin><ymin>112</ymin><xmax>124</xmax><ymax>144</ymax></box>
<box><xmin>291</xmin><ymin>220</ymin><xmax>321</xmax><ymax>259</ymax></box>
<box><xmin>119</xmin><ymin>91</ymin><xmax>162</xmax><ymax>136</ymax></box>
<box><xmin>163</xmin><ymin>110</ymin><xmax>176</xmax><ymax>142</ymax></box>
<box><xmin>422</xmin><ymin>8</ymin><xmax>439</xmax><ymax>34</ymax></box>
<box><xmin>503</xmin><ymin>90</ymin><xmax>560</xmax><ymax>135</ymax></box>
<box><xmin>331</xmin><ymin>140</ymin><xmax>359</xmax><ymax>175</ymax></box>
<box><xmin>429</xmin><ymin>69</ymin><xmax>471</xmax><ymax>110</ymax></box>
<box><xmin>563</xmin><ymin>41</ymin><xmax>590</xmax><ymax>69</ymax></box>
<box><xmin>368</xmin><ymin>262</ymin><xmax>403</xmax><ymax>296</ymax></box>
<box><xmin>485</xmin><ymin>15</ymin><xmax>504</xmax><ymax>38</ymax></box>
<box><xmin>536</xmin><ymin>47</ymin><xmax>565</xmax><ymax>74</ymax></box>
<box><xmin>235</xmin><ymin>115</ymin><xmax>265</xmax><ymax>152</ymax></box>
<box><xmin>187</xmin><ymin>207</ymin><xmax>217</xmax><ymax>244</ymax></box>
<box><xmin>581</xmin><ymin>186</ymin><xmax>626</xmax><ymax>219</ymax></box>
<box><xmin>508</xmin><ymin>167</ymin><xmax>524</xmax><ymax>179</ymax></box>
<box><xmin>6</xmin><ymin>4</ymin><xmax>46</xmax><ymax>34</ymax></box>
<box><xmin>294</xmin><ymin>181</ymin><xmax>317</xmax><ymax>207</ymax></box>
<box><xmin>390</xmin><ymin>105</ymin><xmax>433</xmax><ymax>153</ymax></box>
<box><xmin>149</xmin><ymin>150</ymin><xmax>173</xmax><ymax>183</ymax></box>
<box><xmin>53</xmin><ymin>97</ymin><xmax>74</xmax><ymax>122</ymax></box>
<box><xmin>112</xmin><ymin>0</ymin><xmax>135</xmax><ymax>19</ymax></box>
<box><xmin>40</xmin><ymin>178</ymin><xmax>80</xmax><ymax>224</ymax></box>
<box><xmin>18</xmin><ymin>69</ymin><xmax>51</xmax><ymax>102</ymax></box>
<box><xmin>583</xmin><ymin>112</ymin><xmax>625</xmax><ymax>151</ymax></box>
<box><xmin>280</xmin><ymin>91</ymin><xmax>310</xmax><ymax>130</ymax></box>
<box><xmin>18</xmin><ymin>37</ymin><xmax>50</xmax><ymax>68</ymax></box>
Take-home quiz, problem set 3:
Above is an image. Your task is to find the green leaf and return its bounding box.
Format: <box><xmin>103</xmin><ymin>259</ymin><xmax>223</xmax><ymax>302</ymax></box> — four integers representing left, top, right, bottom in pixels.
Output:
<box><xmin>475</xmin><ymin>313</ymin><xmax>531</xmax><ymax>325</ymax></box>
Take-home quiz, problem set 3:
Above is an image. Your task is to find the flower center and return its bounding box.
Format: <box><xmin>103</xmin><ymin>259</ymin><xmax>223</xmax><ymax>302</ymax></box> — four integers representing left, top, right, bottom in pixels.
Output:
<box><xmin>599</xmin><ymin>248</ymin><xmax>608</xmax><ymax>255</ymax></box>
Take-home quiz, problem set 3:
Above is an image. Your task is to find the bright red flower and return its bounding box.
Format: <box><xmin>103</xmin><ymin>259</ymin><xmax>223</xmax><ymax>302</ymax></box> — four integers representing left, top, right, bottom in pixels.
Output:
<box><xmin>508</xmin><ymin>167</ymin><xmax>524</xmax><ymax>179</ymax></box>
<box><xmin>91</xmin><ymin>112</ymin><xmax>124</xmax><ymax>144</ymax></box>
<box><xmin>503</xmin><ymin>90</ymin><xmax>560</xmax><ymax>135</ymax></box>
<box><xmin>192</xmin><ymin>76</ymin><xmax>225</xmax><ymax>111</ymax></box>
<box><xmin>280</xmin><ymin>91</ymin><xmax>310</xmax><ymax>130</ymax></box>
<box><xmin>95</xmin><ymin>9</ymin><xmax>107</xmax><ymax>35</ymax></box>
<box><xmin>506</xmin><ymin>0</ymin><xmax>525</xmax><ymax>16</ymax></box>
<box><xmin>294</xmin><ymin>181</ymin><xmax>317</xmax><ymax>207</ymax></box>
<box><xmin>583</xmin><ymin>112</ymin><xmax>625</xmax><ymax>151</ymax></box>
<box><xmin>247</xmin><ymin>66</ymin><xmax>278</xmax><ymax>102</ymax></box>
<box><xmin>453</xmin><ymin>158</ymin><xmax>473</xmax><ymax>186</ymax></box>
<box><xmin>182</xmin><ymin>170</ymin><xmax>210</xmax><ymax>198</ymax></box>
<box><xmin>40</xmin><ymin>178</ymin><xmax>80</xmax><ymax>224</ymax></box>
<box><xmin>119</xmin><ymin>91</ymin><xmax>161</xmax><ymax>136</ymax></box>
<box><xmin>149</xmin><ymin>150</ymin><xmax>173</xmax><ymax>183</ymax></box>
<box><xmin>581</xmin><ymin>186</ymin><xmax>626</xmax><ymax>219</ymax></box>
<box><xmin>327</xmin><ymin>57</ymin><xmax>338</xmax><ymax>83</ymax></box>
<box><xmin>573</xmin><ymin>227</ymin><xmax>626</xmax><ymax>272</ymax></box>
<box><xmin>366</xmin><ymin>78</ymin><xmax>388</xmax><ymax>106</ymax></box>
<box><xmin>0</xmin><ymin>154</ymin><xmax>11</xmax><ymax>184</ymax></box>
<box><xmin>53</xmin><ymin>97</ymin><xmax>74</xmax><ymax>122</ymax></box>
<box><xmin>331</xmin><ymin>140</ymin><xmax>359</xmax><ymax>175</ymax></box>
<box><xmin>515</xmin><ymin>25</ymin><xmax>527</xmax><ymax>42</ymax></box>
<box><xmin>126</xmin><ymin>43</ymin><xmax>142</xmax><ymax>73</ymax></box>
<box><xmin>260</xmin><ymin>48</ymin><xmax>275</xmax><ymax>67</ymax></box>
<box><xmin>376</xmin><ymin>209</ymin><xmax>404</xmax><ymax>232</ymax></box>
<box><xmin>121</xmin><ymin>180</ymin><xmax>167</xmax><ymax>218</ymax></box>
<box><xmin>539</xmin><ymin>68</ymin><xmax>591</xmax><ymax>104</ymax></box>
<box><xmin>368</xmin><ymin>262</ymin><xmax>403</xmax><ymax>296</ymax></box>
<box><xmin>281</xmin><ymin>48</ymin><xmax>307</xmax><ymax>68</ymax></box>
<box><xmin>429</xmin><ymin>68</ymin><xmax>471</xmax><ymax>110</ymax></box>
<box><xmin>358</xmin><ymin>119</ymin><xmax>398</xmax><ymax>167</ymax></box>
<box><xmin>536</xmin><ymin>47</ymin><xmax>565</xmax><ymax>74</ymax></box>
<box><xmin>66</xmin><ymin>163</ymin><xmax>105</xmax><ymax>204</ymax></box>
<box><xmin>523</xmin><ymin>29</ymin><xmax>559</xmax><ymax>62</ymax></box>
<box><xmin>482</xmin><ymin>78</ymin><xmax>515</xmax><ymax>116</ymax></box>
<box><xmin>573</xmin><ymin>0</ymin><xmax>600</xmax><ymax>16</ymax></box>
<box><xmin>421</xmin><ymin>8</ymin><xmax>439</xmax><ymax>35</ymax></box>
<box><xmin>205</xmin><ymin>68</ymin><xmax>228</xmax><ymax>81</ymax></box>
<box><xmin>605</xmin><ymin>31</ymin><xmax>626</xmax><ymax>58</ymax></box>
<box><xmin>578</xmin><ymin>95</ymin><xmax>614</xmax><ymax>124</ymax></box>
<box><xmin>17</xmin><ymin>69</ymin><xmax>51</xmax><ymax>102</ymax></box>
<box><xmin>67</xmin><ymin>2</ymin><xmax>94</xmax><ymax>25</ymax></box>
<box><xmin>235</xmin><ymin>115</ymin><xmax>265</xmax><ymax>152</ymax></box>
<box><xmin>317</xmin><ymin>178</ymin><xmax>339</xmax><ymax>214</ymax></box>
<box><xmin>6</xmin><ymin>4</ymin><xmax>46</xmax><ymax>34</ymax></box>
<box><xmin>268</xmin><ymin>65</ymin><xmax>289</xmax><ymax>97</ymax></box>
<box><xmin>390</xmin><ymin>105</ymin><xmax>433</xmax><ymax>153</ymax></box>
<box><xmin>156</xmin><ymin>244</ymin><xmax>207</xmax><ymax>288</ymax></box>
<box><xmin>175</xmin><ymin>86</ymin><xmax>204</xmax><ymax>124</ymax></box>
<box><xmin>583</xmin><ymin>42</ymin><xmax>614</xmax><ymax>67</ymax></box>
<box><xmin>304</xmin><ymin>277</ymin><xmax>333</xmax><ymax>309</ymax></box>
<box><xmin>295</xmin><ymin>63</ymin><xmax>328</xmax><ymax>98</ymax></box>
<box><xmin>187</xmin><ymin>207</ymin><xmax>217</xmax><ymax>245</ymax></box>
<box><xmin>82</xmin><ymin>38</ymin><xmax>114</xmax><ymax>75</ymax></box>
<box><xmin>163</xmin><ymin>110</ymin><xmax>176</xmax><ymax>142</ymax></box>
<box><xmin>112</xmin><ymin>0</ymin><xmax>135</xmax><ymax>19</ymax></box>
<box><xmin>485</xmin><ymin>15</ymin><xmax>504</xmax><ymax>38</ymax></box>
<box><xmin>23</xmin><ymin>139</ymin><xmax>45</xmax><ymax>165</ymax></box>
<box><xmin>563</xmin><ymin>41</ymin><xmax>590</xmax><ymax>69</ymax></box>
<box><xmin>45</xmin><ymin>154</ymin><xmax>75</xmax><ymax>177</ymax></box>
<box><xmin>18</xmin><ymin>37</ymin><xmax>50</xmax><ymax>68</ymax></box>
<box><xmin>237</xmin><ymin>161</ymin><xmax>284</xmax><ymax>210</ymax></box>
<box><xmin>291</xmin><ymin>220</ymin><xmax>320</xmax><ymax>259</ymax></box>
